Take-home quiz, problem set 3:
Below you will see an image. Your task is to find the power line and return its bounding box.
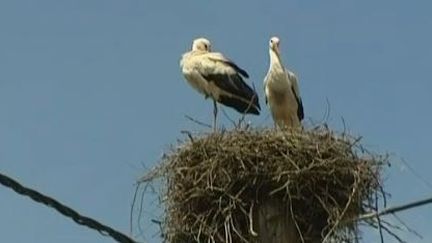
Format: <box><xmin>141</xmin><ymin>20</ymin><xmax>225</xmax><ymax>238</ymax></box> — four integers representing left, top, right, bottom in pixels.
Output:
<box><xmin>356</xmin><ymin>196</ymin><xmax>432</xmax><ymax>221</ymax></box>
<box><xmin>0</xmin><ymin>172</ymin><xmax>137</xmax><ymax>243</ymax></box>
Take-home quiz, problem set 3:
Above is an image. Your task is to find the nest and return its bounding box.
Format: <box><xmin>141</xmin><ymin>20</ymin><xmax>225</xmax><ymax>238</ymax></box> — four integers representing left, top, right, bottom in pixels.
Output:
<box><xmin>141</xmin><ymin>127</ymin><xmax>388</xmax><ymax>242</ymax></box>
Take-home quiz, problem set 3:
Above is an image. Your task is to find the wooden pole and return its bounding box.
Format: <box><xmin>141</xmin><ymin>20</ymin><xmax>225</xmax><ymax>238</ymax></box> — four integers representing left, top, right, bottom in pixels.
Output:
<box><xmin>253</xmin><ymin>197</ymin><xmax>301</xmax><ymax>243</ymax></box>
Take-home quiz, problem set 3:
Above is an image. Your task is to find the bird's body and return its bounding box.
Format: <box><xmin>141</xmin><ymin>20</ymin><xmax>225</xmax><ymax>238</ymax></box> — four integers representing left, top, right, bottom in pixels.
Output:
<box><xmin>264</xmin><ymin>37</ymin><xmax>304</xmax><ymax>129</ymax></box>
<box><xmin>180</xmin><ymin>38</ymin><xmax>260</xmax><ymax>129</ymax></box>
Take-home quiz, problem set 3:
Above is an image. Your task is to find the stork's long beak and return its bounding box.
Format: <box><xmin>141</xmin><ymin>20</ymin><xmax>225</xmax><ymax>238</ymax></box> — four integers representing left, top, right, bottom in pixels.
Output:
<box><xmin>271</xmin><ymin>44</ymin><xmax>281</xmax><ymax>57</ymax></box>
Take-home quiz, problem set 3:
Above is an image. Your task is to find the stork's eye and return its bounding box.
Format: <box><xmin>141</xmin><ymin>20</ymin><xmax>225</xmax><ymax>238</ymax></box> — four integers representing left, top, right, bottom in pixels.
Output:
<box><xmin>270</xmin><ymin>39</ymin><xmax>273</xmax><ymax>43</ymax></box>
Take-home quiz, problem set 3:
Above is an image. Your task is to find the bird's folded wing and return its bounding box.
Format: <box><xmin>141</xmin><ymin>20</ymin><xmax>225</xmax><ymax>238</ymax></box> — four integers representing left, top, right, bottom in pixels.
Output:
<box><xmin>263</xmin><ymin>72</ymin><xmax>271</xmax><ymax>105</ymax></box>
<box><xmin>207</xmin><ymin>53</ymin><xmax>249</xmax><ymax>78</ymax></box>
<box><xmin>287</xmin><ymin>71</ymin><xmax>304</xmax><ymax>120</ymax></box>
<box><xmin>194</xmin><ymin>53</ymin><xmax>260</xmax><ymax>114</ymax></box>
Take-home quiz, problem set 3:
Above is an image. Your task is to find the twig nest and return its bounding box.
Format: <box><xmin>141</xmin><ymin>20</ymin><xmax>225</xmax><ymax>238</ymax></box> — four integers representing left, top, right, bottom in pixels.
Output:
<box><xmin>146</xmin><ymin>127</ymin><xmax>387</xmax><ymax>242</ymax></box>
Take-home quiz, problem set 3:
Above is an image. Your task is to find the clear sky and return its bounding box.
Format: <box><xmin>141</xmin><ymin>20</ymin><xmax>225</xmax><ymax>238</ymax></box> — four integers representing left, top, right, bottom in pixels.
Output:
<box><xmin>1</xmin><ymin>0</ymin><xmax>431</xmax><ymax>242</ymax></box>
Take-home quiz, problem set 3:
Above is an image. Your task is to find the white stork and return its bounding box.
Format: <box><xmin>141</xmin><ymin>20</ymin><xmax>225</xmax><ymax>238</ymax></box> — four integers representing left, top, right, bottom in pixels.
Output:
<box><xmin>264</xmin><ymin>36</ymin><xmax>304</xmax><ymax>129</ymax></box>
<box><xmin>180</xmin><ymin>38</ymin><xmax>260</xmax><ymax>130</ymax></box>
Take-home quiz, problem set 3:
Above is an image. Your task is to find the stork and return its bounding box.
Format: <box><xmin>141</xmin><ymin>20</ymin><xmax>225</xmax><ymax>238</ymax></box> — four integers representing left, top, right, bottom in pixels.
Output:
<box><xmin>264</xmin><ymin>36</ymin><xmax>304</xmax><ymax>129</ymax></box>
<box><xmin>180</xmin><ymin>38</ymin><xmax>260</xmax><ymax>130</ymax></box>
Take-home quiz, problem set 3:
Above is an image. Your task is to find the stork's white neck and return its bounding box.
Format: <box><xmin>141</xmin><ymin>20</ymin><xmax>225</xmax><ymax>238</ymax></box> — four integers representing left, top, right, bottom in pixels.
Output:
<box><xmin>269</xmin><ymin>48</ymin><xmax>284</xmax><ymax>70</ymax></box>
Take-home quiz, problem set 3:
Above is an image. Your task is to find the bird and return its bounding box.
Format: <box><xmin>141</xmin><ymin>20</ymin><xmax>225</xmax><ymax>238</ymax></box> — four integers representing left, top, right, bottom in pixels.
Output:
<box><xmin>180</xmin><ymin>37</ymin><xmax>260</xmax><ymax>130</ymax></box>
<box><xmin>264</xmin><ymin>36</ymin><xmax>304</xmax><ymax>129</ymax></box>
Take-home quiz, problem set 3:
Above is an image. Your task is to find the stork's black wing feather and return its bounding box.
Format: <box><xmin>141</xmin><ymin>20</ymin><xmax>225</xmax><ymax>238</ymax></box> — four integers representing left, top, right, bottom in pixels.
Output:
<box><xmin>202</xmin><ymin>72</ymin><xmax>260</xmax><ymax>115</ymax></box>
<box><xmin>291</xmin><ymin>85</ymin><xmax>304</xmax><ymax>121</ymax></box>
<box><xmin>220</xmin><ymin>60</ymin><xmax>249</xmax><ymax>78</ymax></box>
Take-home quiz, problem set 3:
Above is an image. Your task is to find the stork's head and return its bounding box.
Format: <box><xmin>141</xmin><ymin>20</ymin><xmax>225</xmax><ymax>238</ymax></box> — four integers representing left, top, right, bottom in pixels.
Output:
<box><xmin>192</xmin><ymin>38</ymin><xmax>212</xmax><ymax>52</ymax></box>
<box><xmin>269</xmin><ymin>36</ymin><xmax>281</xmax><ymax>54</ymax></box>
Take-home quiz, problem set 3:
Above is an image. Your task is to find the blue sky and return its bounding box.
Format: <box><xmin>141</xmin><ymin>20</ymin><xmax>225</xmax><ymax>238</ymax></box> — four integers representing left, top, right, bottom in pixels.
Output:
<box><xmin>1</xmin><ymin>0</ymin><xmax>431</xmax><ymax>242</ymax></box>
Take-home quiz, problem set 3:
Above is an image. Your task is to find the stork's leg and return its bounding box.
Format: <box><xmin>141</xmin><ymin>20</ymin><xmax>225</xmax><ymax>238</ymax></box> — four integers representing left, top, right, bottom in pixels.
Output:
<box><xmin>213</xmin><ymin>100</ymin><xmax>218</xmax><ymax>132</ymax></box>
